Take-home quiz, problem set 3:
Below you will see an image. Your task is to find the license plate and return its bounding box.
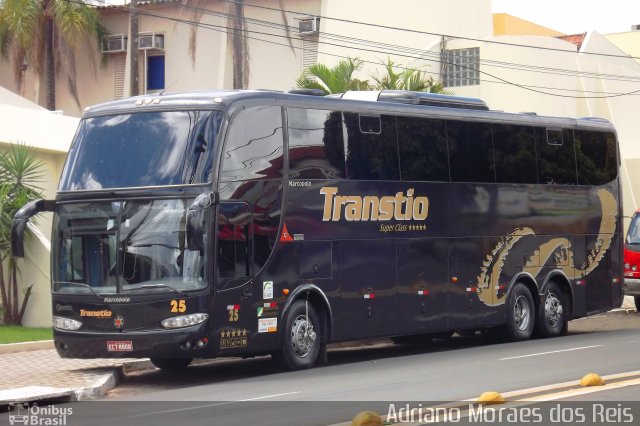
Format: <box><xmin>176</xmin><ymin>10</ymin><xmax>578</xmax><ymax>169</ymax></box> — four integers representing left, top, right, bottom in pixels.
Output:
<box><xmin>107</xmin><ymin>341</ymin><xmax>133</xmax><ymax>351</ymax></box>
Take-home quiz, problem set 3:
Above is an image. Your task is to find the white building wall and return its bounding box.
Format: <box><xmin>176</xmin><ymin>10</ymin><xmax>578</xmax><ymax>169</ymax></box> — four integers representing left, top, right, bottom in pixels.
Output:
<box><xmin>17</xmin><ymin>151</ymin><xmax>67</xmax><ymax>327</ymax></box>
<box><xmin>319</xmin><ymin>0</ymin><xmax>493</xmax><ymax>77</ymax></box>
<box><xmin>0</xmin><ymin>146</ymin><xmax>67</xmax><ymax>328</ymax></box>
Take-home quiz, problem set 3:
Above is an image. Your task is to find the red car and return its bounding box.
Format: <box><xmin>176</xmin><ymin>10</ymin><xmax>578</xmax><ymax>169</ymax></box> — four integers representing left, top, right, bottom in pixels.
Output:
<box><xmin>624</xmin><ymin>209</ymin><xmax>640</xmax><ymax>311</ymax></box>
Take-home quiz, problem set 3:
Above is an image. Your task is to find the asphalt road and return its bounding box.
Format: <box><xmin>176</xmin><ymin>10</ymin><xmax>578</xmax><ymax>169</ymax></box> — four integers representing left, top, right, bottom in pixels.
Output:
<box><xmin>3</xmin><ymin>309</ymin><xmax>640</xmax><ymax>426</ymax></box>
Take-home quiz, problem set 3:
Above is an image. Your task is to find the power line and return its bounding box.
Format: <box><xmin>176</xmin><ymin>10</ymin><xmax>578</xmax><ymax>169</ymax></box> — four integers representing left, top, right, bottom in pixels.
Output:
<box><xmin>223</xmin><ymin>0</ymin><xmax>640</xmax><ymax>61</ymax></box>
<box><xmin>59</xmin><ymin>0</ymin><xmax>640</xmax><ymax>98</ymax></box>
<box><xmin>171</xmin><ymin>1</ymin><xmax>640</xmax><ymax>84</ymax></box>
<box><xmin>158</xmin><ymin>0</ymin><xmax>640</xmax><ymax>87</ymax></box>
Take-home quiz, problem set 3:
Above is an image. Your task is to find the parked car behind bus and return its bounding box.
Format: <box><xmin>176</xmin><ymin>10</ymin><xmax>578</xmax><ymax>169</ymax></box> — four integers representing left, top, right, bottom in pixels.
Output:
<box><xmin>624</xmin><ymin>209</ymin><xmax>640</xmax><ymax>311</ymax></box>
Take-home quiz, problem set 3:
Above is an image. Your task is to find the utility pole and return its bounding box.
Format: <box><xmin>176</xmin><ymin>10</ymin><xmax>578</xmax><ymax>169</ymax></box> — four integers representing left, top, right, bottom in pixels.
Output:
<box><xmin>129</xmin><ymin>0</ymin><xmax>139</xmax><ymax>96</ymax></box>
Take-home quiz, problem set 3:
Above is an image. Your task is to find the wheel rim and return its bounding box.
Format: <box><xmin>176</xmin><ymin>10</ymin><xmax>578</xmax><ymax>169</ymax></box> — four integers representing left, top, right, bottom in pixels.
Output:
<box><xmin>544</xmin><ymin>292</ymin><xmax>563</xmax><ymax>328</ymax></box>
<box><xmin>290</xmin><ymin>314</ymin><xmax>317</xmax><ymax>358</ymax></box>
<box><xmin>513</xmin><ymin>295</ymin><xmax>531</xmax><ymax>331</ymax></box>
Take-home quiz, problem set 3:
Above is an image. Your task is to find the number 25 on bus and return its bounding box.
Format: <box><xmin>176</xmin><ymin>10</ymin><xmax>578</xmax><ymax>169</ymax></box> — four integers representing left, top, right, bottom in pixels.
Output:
<box><xmin>11</xmin><ymin>89</ymin><xmax>623</xmax><ymax>372</ymax></box>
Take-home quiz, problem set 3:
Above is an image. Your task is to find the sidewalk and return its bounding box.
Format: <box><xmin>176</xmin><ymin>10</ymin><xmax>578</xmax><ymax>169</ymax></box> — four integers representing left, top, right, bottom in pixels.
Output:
<box><xmin>0</xmin><ymin>343</ymin><xmax>151</xmax><ymax>404</ymax></box>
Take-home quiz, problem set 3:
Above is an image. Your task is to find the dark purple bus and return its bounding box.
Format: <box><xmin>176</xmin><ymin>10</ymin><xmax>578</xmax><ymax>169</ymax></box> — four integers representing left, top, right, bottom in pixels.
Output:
<box><xmin>12</xmin><ymin>89</ymin><xmax>623</xmax><ymax>371</ymax></box>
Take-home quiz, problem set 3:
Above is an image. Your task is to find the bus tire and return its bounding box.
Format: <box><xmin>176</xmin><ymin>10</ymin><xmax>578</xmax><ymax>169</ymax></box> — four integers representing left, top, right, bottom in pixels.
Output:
<box><xmin>535</xmin><ymin>282</ymin><xmax>568</xmax><ymax>338</ymax></box>
<box><xmin>273</xmin><ymin>300</ymin><xmax>321</xmax><ymax>371</ymax></box>
<box><xmin>150</xmin><ymin>357</ymin><xmax>193</xmax><ymax>372</ymax></box>
<box><xmin>502</xmin><ymin>283</ymin><xmax>535</xmax><ymax>341</ymax></box>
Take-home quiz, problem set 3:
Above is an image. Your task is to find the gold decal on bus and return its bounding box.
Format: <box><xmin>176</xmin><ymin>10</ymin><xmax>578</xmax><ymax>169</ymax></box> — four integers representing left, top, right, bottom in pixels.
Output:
<box><xmin>220</xmin><ymin>328</ymin><xmax>248</xmax><ymax>349</ymax></box>
<box><xmin>476</xmin><ymin>188</ymin><xmax>617</xmax><ymax>307</ymax></box>
<box><xmin>170</xmin><ymin>299</ymin><xmax>186</xmax><ymax>313</ymax></box>
<box><xmin>320</xmin><ymin>187</ymin><xmax>429</xmax><ymax>222</ymax></box>
<box><xmin>227</xmin><ymin>304</ymin><xmax>239</xmax><ymax>322</ymax></box>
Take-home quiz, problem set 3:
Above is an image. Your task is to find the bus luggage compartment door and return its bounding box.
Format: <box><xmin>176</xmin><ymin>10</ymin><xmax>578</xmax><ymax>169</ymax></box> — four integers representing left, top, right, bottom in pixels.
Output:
<box><xmin>337</xmin><ymin>240</ymin><xmax>396</xmax><ymax>340</ymax></box>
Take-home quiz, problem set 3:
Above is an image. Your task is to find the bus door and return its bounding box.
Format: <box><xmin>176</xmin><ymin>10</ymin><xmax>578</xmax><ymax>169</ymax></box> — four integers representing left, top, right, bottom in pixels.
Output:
<box><xmin>214</xmin><ymin>202</ymin><xmax>254</xmax><ymax>353</ymax></box>
<box><xmin>337</xmin><ymin>240</ymin><xmax>397</xmax><ymax>339</ymax></box>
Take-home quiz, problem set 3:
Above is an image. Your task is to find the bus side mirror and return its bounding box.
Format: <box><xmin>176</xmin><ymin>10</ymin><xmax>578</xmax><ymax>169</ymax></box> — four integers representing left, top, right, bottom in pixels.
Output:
<box><xmin>11</xmin><ymin>199</ymin><xmax>55</xmax><ymax>257</ymax></box>
<box><xmin>186</xmin><ymin>192</ymin><xmax>217</xmax><ymax>251</ymax></box>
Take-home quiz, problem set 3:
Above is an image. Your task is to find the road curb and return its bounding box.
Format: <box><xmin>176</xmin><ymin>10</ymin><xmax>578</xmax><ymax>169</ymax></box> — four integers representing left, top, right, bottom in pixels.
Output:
<box><xmin>0</xmin><ymin>340</ymin><xmax>54</xmax><ymax>354</ymax></box>
<box><xmin>0</xmin><ymin>359</ymin><xmax>152</xmax><ymax>405</ymax></box>
<box><xmin>74</xmin><ymin>369</ymin><xmax>122</xmax><ymax>401</ymax></box>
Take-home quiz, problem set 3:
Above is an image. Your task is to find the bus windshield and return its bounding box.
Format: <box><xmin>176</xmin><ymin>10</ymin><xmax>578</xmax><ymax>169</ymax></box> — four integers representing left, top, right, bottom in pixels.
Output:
<box><xmin>628</xmin><ymin>213</ymin><xmax>640</xmax><ymax>245</ymax></box>
<box><xmin>52</xmin><ymin>199</ymin><xmax>206</xmax><ymax>294</ymax></box>
<box><xmin>59</xmin><ymin>110</ymin><xmax>222</xmax><ymax>190</ymax></box>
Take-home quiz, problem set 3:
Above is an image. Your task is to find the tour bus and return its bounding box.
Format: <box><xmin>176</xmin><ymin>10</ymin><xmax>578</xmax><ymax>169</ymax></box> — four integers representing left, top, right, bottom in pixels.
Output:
<box><xmin>12</xmin><ymin>89</ymin><xmax>623</xmax><ymax>371</ymax></box>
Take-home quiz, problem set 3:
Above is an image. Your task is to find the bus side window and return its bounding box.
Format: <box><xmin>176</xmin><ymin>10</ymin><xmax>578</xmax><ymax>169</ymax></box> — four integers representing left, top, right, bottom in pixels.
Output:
<box><xmin>217</xmin><ymin>202</ymin><xmax>251</xmax><ymax>286</ymax></box>
<box><xmin>220</xmin><ymin>106</ymin><xmax>284</xmax><ymax>181</ymax></box>
<box><xmin>288</xmin><ymin>109</ymin><xmax>346</xmax><ymax>179</ymax></box>
<box><xmin>536</xmin><ymin>128</ymin><xmax>577</xmax><ymax>185</ymax></box>
<box><xmin>397</xmin><ymin>116</ymin><xmax>449</xmax><ymax>182</ymax></box>
<box><xmin>447</xmin><ymin>120</ymin><xmax>495</xmax><ymax>183</ymax></box>
<box><xmin>493</xmin><ymin>124</ymin><xmax>538</xmax><ymax>184</ymax></box>
<box><xmin>575</xmin><ymin>130</ymin><xmax>618</xmax><ymax>185</ymax></box>
<box><xmin>344</xmin><ymin>113</ymin><xmax>399</xmax><ymax>180</ymax></box>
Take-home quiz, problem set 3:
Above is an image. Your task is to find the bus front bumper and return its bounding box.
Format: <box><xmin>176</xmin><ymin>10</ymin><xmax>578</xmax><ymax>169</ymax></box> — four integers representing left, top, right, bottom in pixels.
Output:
<box><xmin>54</xmin><ymin>325</ymin><xmax>213</xmax><ymax>359</ymax></box>
<box><xmin>624</xmin><ymin>278</ymin><xmax>640</xmax><ymax>296</ymax></box>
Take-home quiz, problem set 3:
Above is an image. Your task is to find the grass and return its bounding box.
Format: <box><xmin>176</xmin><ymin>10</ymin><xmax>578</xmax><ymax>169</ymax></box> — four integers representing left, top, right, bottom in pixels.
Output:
<box><xmin>0</xmin><ymin>325</ymin><xmax>53</xmax><ymax>344</ymax></box>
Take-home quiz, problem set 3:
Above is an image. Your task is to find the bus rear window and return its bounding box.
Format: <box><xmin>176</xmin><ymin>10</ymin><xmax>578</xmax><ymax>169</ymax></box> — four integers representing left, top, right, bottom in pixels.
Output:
<box><xmin>59</xmin><ymin>110</ymin><xmax>222</xmax><ymax>190</ymax></box>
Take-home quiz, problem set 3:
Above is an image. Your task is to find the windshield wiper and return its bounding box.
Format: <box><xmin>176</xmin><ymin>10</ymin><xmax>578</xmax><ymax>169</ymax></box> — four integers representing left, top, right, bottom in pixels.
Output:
<box><xmin>53</xmin><ymin>281</ymin><xmax>101</xmax><ymax>298</ymax></box>
<box><xmin>123</xmin><ymin>283</ymin><xmax>185</xmax><ymax>297</ymax></box>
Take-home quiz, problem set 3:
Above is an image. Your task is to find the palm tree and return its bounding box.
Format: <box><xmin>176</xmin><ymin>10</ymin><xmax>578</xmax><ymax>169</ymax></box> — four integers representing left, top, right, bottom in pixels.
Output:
<box><xmin>372</xmin><ymin>58</ymin><xmax>451</xmax><ymax>93</ymax></box>
<box><xmin>0</xmin><ymin>0</ymin><xmax>103</xmax><ymax>110</ymax></box>
<box><xmin>295</xmin><ymin>57</ymin><xmax>372</xmax><ymax>95</ymax></box>
<box><xmin>0</xmin><ymin>144</ymin><xmax>45</xmax><ymax>325</ymax></box>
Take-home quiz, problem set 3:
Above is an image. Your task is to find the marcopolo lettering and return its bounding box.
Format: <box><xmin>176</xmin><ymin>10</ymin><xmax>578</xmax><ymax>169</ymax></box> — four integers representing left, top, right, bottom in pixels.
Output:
<box><xmin>104</xmin><ymin>297</ymin><xmax>131</xmax><ymax>303</ymax></box>
<box><xmin>320</xmin><ymin>187</ymin><xmax>429</xmax><ymax>221</ymax></box>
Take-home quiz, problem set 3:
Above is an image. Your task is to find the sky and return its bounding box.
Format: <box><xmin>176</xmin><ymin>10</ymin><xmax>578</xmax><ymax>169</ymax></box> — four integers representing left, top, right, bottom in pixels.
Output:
<box><xmin>492</xmin><ymin>0</ymin><xmax>640</xmax><ymax>34</ymax></box>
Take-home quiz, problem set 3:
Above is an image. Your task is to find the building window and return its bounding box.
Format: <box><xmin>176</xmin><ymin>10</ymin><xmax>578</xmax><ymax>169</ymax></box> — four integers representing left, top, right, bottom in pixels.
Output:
<box><xmin>113</xmin><ymin>54</ymin><xmax>126</xmax><ymax>100</ymax></box>
<box><xmin>146</xmin><ymin>55</ymin><xmax>165</xmax><ymax>92</ymax></box>
<box><xmin>443</xmin><ymin>47</ymin><xmax>480</xmax><ymax>87</ymax></box>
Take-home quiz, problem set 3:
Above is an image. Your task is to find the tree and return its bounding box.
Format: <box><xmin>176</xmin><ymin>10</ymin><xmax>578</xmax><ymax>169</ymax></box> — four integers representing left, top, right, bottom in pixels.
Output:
<box><xmin>295</xmin><ymin>57</ymin><xmax>372</xmax><ymax>95</ymax></box>
<box><xmin>372</xmin><ymin>58</ymin><xmax>451</xmax><ymax>93</ymax></box>
<box><xmin>0</xmin><ymin>144</ymin><xmax>45</xmax><ymax>325</ymax></box>
<box><xmin>0</xmin><ymin>0</ymin><xmax>104</xmax><ymax>110</ymax></box>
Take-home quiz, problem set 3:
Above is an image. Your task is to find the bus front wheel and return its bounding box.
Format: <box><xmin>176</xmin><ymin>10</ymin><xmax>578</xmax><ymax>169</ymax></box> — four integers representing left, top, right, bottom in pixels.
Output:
<box><xmin>273</xmin><ymin>300</ymin><xmax>321</xmax><ymax>371</ymax></box>
<box><xmin>150</xmin><ymin>357</ymin><xmax>193</xmax><ymax>372</ymax></box>
<box><xmin>502</xmin><ymin>283</ymin><xmax>535</xmax><ymax>341</ymax></box>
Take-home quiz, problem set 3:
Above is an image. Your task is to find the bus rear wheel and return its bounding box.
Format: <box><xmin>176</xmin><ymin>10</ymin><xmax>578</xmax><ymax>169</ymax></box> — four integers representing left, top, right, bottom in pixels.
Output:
<box><xmin>273</xmin><ymin>300</ymin><xmax>321</xmax><ymax>371</ymax></box>
<box><xmin>535</xmin><ymin>282</ymin><xmax>568</xmax><ymax>338</ymax></box>
<box><xmin>502</xmin><ymin>283</ymin><xmax>535</xmax><ymax>341</ymax></box>
<box><xmin>150</xmin><ymin>357</ymin><xmax>193</xmax><ymax>372</ymax></box>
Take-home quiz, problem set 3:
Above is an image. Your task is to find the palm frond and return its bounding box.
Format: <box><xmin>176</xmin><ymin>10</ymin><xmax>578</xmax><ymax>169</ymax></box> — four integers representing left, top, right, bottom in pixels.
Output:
<box><xmin>0</xmin><ymin>143</ymin><xmax>46</xmax><ymax>193</ymax></box>
<box><xmin>51</xmin><ymin>0</ymin><xmax>101</xmax><ymax>49</ymax></box>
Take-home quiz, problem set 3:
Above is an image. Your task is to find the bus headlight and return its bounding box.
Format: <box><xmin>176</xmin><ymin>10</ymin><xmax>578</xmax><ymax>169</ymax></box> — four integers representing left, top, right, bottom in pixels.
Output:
<box><xmin>161</xmin><ymin>313</ymin><xmax>209</xmax><ymax>329</ymax></box>
<box><xmin>52</xmin><ymin>316</ymin><xmax>82</xmax><ymax>331</ymax></box>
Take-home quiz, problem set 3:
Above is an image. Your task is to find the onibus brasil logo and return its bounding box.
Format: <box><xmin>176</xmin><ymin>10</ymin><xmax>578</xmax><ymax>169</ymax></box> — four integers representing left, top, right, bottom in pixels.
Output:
<box><xmin>9</xmin><ymin>402</ymin><xmax>72</xmax><ymax>425</ymax></box>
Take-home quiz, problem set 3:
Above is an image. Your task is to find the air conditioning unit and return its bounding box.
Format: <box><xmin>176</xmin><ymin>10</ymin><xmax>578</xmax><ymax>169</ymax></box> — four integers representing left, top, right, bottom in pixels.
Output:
<box><xmin>102</xmin><ymin>35</ymin><xmax>127</xmax><ymax>53</ymax></box>
<box><xmin>299</xmin><ymin>17</ymin><xmax>319</xmax><ymax>35</ymax></box>
<box><xmin>138</xmin><ymin>33</ymin><xmax>165</xmax><ymax>50</ymax></box>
